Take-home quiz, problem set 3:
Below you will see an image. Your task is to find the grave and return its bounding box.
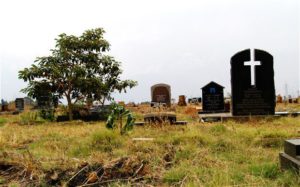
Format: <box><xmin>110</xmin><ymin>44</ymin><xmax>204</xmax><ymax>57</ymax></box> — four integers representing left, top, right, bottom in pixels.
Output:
<box><xmin>151</xmin><ymin>83</ymin><xmax>171</xmax><ymax>107</ymax></box>
<box><xmin>188</xmin><ymin>97</ymin><xmax>201</xmax><ymax>104</ymax></box>
<box><xmin>1</xmin><ymin>99</ymin><xmax>9</xmax><ymax>111</ymax></box>
<box><xmin>15</xmin><ymin>98</ymin><xmax>24</xmax><ymax>111</ymax></box>
<box><xmin>231</xmin><ymin>49</ymin><xmax>275</xmax><ymax>116</ymax></box>
<box><xmin>177</xmin><ymin>95</ymin><xmax>187</xmax><ymax>106</ymax></box>
<box><xmin>136</xmin><ymin>84</ymin><xmax>187</xmax><ymax>125</ymax></box>
<box><xmin>279</xmin><ymin>139</ymin><xmax>300</xmax><ymax>172</ymax></box>
<box><xmin>34</xmin><ymin>83</ymin><xmax>58</xmax><ymax>109</ymax></box>
<box><xmin>276</xmin><ymin>95</ymin><xmax>283</xmax><ymax>103</ymax></box>
<box><xmin>201</xmin><ymin>81</ymin><xmax>225</xmax><ymax>113</ymax></box>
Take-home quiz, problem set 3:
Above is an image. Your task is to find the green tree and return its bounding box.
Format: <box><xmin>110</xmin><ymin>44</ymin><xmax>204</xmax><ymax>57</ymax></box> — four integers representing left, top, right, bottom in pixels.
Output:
<box><xmin>19</xmin><ymin>28</ymin><xmax>137</xmax><ymax>120</ymax></box>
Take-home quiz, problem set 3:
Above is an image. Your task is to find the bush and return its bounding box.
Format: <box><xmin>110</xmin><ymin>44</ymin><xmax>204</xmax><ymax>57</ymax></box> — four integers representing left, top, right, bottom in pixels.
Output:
<box><xmin>39</xmin><ymin>109</ymin><xmax>56</xmax><ymax>121</ymax></box>
<box><xmin>20</xmin><ymin>111</ymin><xmax>39</xmax><ymax>125</ymax></box>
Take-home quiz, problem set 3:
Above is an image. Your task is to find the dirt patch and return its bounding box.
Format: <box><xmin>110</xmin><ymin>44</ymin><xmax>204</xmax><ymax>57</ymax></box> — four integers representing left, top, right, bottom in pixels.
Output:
<box><xmin>0</xmin><ymin>156</ymin><xmax>152</xmax><ymax>186</ymax></box>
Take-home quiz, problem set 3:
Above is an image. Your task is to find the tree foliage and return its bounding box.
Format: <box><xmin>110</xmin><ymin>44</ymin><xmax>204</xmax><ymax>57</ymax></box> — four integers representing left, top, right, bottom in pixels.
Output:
<box><xmin>19</xmin><ymin>28</ymin><xmax>137</xmax><ymax>120</ymax></box>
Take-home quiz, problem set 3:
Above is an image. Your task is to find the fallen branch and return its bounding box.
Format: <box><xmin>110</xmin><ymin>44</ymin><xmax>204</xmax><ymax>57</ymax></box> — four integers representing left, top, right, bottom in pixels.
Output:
<box><xmin>67</xmin><ymin>165</ymin><xmax>89</xmax><ymax>185</ymax></box>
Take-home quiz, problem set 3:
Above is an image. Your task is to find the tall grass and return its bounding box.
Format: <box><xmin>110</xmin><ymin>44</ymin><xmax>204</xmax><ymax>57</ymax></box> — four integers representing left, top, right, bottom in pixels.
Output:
<box><xmin>1</xmin><ymin>116</ymin><xmax>300</xmax><ymax>186</ymax></box>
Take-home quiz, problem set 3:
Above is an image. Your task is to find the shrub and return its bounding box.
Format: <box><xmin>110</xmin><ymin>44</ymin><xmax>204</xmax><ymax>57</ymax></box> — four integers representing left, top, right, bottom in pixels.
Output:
<box><xmin>39</xmin><ymin>109</ymin><xmax>56</xmax><ymax>121</ymax></box>
<box><xmin>19</xmin><ymin>111</ymin><xmax>39</xmax><ymax>125</ymax></box>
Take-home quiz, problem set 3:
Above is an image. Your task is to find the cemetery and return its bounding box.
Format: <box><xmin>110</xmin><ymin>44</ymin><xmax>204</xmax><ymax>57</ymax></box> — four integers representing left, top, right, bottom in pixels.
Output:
<box><xmin>0</xmin><ymin>1</ymin><xmax>299</xmax><ymax>185</ymax></box>
<box><xmin>0</xmin><ymin>45</ymin><xmax>299</xmax><ymax>186</ymax></box>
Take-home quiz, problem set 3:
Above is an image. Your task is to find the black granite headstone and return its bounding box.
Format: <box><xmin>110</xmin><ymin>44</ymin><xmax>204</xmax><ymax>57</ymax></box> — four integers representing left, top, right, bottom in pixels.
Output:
<box><xmin>15</xmin><ymin>98</ymin><xmax>24</xmax><ymax>111</ymax></box>
<box><xmin>279</xmin><ymin>139</ymin><xmax>300</xmax><ymax>172</ymax></box>
<box><xmin>201</xmin><ymin>81</ymin><xmax>224</xmax><ymax>113</ymax></box>
<box><xmin>231</xmin><ymin>49</ymin><xmax>275</xmax><ymax>116</ymax></box>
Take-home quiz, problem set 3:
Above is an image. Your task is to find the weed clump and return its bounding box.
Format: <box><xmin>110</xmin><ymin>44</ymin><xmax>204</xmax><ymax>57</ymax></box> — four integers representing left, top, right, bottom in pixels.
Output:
<box><xmin>90</xmin><ymin>130</ymin><xmax>123</xmax><ymax>152</ymax></box>
<box><xmin>250</xmin><ymin>163</ymin><xmax>280</xmax><ymax>179</ymax></box>
<box><xmin>210</xmin><ymin>124</ymin><xmax>227</xmax><ymax>135</ymax></box>
<box><xmin>0</xmin><ymin>118</ymin><xmax>7</xmax><ymax>126</ymax></box>
<box><xmin>211</xmin><ymin>138</ymin><xmax>235</xmax><ymax>153</ymax></box>
<box><xmin>254</xmin><ymin>131</ymin><xmax>289</xmax><ymax>148</ymax></box>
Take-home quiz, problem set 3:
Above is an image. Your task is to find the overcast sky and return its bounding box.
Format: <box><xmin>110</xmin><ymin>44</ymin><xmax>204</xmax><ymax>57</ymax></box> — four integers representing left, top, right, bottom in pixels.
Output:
<box><xmin>0</xmin><ymin>0</ymin><xmax>299</xmax><ymax>103</ymax></box>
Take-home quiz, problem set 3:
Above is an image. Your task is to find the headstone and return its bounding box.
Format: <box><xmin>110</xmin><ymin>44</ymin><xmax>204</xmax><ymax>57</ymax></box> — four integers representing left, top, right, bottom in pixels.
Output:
<box><xmin>231</xmin><ymin>49</ymin><xmax>275</xmax><ymax>116</ymax></box>
<box><xmin>288</xmin><ymin>95</ymin><xmax>293</xmax><ymax>104</ymax></box>
<box><xmin>35</xmin><ymin>82</ymin><xmax>57</xmax><ymax>109</ymax></box>
<box><xmin>201</xmin><ymin>81</ymin><xmax>225</xmax><ymax>113</ymax></box>
<box><xmin>15</xmin><ymin>98</ymin><xmax>24</xmax><ymax>111</ymax></box>
<box><xmin>1</xmin><ymin>99</ymin><xmax>9</xmax><ymax>111</ymax></box>
<box><xmin>178</xmin><ymin>95</ymin><xmax>187</xmax><ymax>106</ymax></box>
<box><xmin>276</xmin><ymin>95</ymin><xmax>283</xmax><ymax>103</ymax></box>
<box><xmin>151</xmin><ymin>83</ymin><xmax>171</xmax><ymax>107</ymax></box>
<box><xmin>224</xmin><ymin>101</ymin><xmax>230</xmax><ymax>112</ymax></box>
<box><xmin>279</xmin><ymin>139</ymin><xmax>300</xmax><ymax>172</ymax></box>
<box><xmin>188</xmin><ymin>97</ymin><xmax>201</xmax><ymax>104</ymax></box>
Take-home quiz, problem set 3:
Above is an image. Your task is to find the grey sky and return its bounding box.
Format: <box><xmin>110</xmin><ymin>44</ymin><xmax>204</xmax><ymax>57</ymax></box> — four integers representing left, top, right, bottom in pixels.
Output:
<box><xmin>0</xmin><ymin>0</ymin><xmax>299</xmax><ymax>103</ymax></box>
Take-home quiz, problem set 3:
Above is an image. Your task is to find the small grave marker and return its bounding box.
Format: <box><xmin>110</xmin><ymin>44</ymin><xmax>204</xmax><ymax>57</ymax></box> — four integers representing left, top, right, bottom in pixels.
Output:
<box><xmin>201</xmin><ymin>81</ymin><xmax>224</xmax><ymax>113</ymax></box>
<box><xmin>15</xmin><ymin>98</ymin><xmax>24</xmax><ymax>111</ymax></box>
<box><xmin>178</xmin><ymin>95</ymin><xmax>187</xmax><ymax>106</ymax></box>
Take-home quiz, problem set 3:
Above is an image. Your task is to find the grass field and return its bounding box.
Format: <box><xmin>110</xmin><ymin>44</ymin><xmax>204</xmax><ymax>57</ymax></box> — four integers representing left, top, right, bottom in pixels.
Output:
<box><xmin>0</xmin><ymin>107</ymin><xmax>300</xmax><ymax>186</ymax></box>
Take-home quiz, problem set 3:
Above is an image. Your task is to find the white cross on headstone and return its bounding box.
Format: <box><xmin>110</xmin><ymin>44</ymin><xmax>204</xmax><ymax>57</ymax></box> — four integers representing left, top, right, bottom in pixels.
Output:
<box><xmin>244</xmin><ymin>49</ymin><xmax>261</xmax><ymax>86</ymax></box>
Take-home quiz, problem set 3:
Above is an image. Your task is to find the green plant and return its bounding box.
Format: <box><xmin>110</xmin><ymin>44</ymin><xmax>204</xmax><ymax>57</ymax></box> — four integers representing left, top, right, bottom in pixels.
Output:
<box><xmin>106</xmin><ymin>103</ymin><xmax>135</xmax><ymax>135</ymax></box>
<box><xmin>20</xmin><ymin>111</ymin><xmax>39</xmax><ymax>125</ymax></box>
<box><xmin>39</xmin><ymin>109</ymin><xmax>56</xmax><ymax>121</ymax></box>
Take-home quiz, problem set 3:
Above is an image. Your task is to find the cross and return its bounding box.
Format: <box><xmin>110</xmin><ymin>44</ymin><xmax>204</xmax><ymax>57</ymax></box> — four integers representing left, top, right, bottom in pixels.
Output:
<box><xmin>244</xmin><ymin>49</ymin><xmax>261</xmax><ymax>86</ymax></box>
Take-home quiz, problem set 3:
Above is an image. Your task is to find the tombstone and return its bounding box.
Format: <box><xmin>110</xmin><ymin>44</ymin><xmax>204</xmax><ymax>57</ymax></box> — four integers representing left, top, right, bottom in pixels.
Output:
<box><xmin>1</xmin><ymin>99</ymin><xmax>9</xmax><ymax>111</ymax></box>
<box><xmin>15</xmin><ymin>98</ymin><xmax>24</xmax><ymax>111</ymax></box>
<box><xmin>279</xmin><ymin>139</ymin><xmax>300</xmax><ymax>172</ymax></box>
<box><xmin>151</xmin><ymin>83</ymin><xmax>171</xmax><ymax>107</ymax></box>
<box><xmin>293</xmin><ymin>98</ymin><xmax>298</xmax><ymax>104</ymax></box>
<box><xmin>188</xmin><ymin>97</ymin><xmax>201</xmax><ymax>104</ymax></box>
<box><xmin>178</xmin><ymin>95</ymin><xmax>187</xmax><ymax>106</ymax></box>
<box><xmin>35</xmin><ymin>82</ymin><xmax>56</xmax><ymax>109</ymax></box>
<box><xmin>201</xmin><ymin>81</ymin><xmax>225</xmax><ymax>113</ymax></box>
<box><xmin>224</xmin><ymin>101</ymin><xmax>231</xmax><ymax>112</ymax></box>
<box><xmin>276</xmin><ymin>95</ymin><xmax>283</xmax><ymax>103</ymax></box>
<box><xmin>231</xmin><ymin>49</ymin><xmax>275</xmax><ymax>116</ymax></box>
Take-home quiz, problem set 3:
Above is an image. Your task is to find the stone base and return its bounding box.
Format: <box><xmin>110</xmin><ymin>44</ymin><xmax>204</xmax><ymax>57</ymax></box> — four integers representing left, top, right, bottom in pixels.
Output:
<box><xmin>144</xmin><ymin>112</ymin><xmax>177</xmax><ymax>124</ymax></box>
<box><xmin>199</xmin><ymin>112</ymin><xmax>300</xmax><ymax>122</ymax></box>
<box><xmin>279</xmin><ymin>152</ymin><xmax>300</xmax><ymax>172</ymax></box>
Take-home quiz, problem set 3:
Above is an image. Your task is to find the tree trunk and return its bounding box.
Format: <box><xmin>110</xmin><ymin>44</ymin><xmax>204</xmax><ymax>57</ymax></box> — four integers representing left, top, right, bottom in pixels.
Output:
<box><xmin>67</xmin><ymin>95</ymin><xmax>73</xmax><ymax>121</ymax></box>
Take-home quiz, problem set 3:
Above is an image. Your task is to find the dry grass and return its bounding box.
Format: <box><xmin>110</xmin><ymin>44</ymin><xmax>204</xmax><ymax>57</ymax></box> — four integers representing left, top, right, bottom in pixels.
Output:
<box><xmin>0</xmin><ymin>110</ymin><xmax>300</xmax><ymax>186</ymax></box>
